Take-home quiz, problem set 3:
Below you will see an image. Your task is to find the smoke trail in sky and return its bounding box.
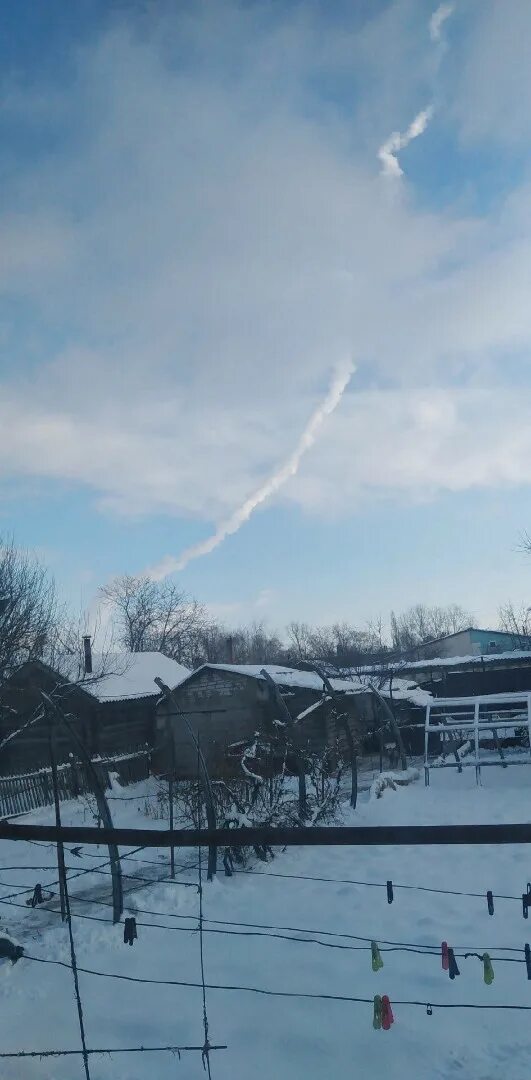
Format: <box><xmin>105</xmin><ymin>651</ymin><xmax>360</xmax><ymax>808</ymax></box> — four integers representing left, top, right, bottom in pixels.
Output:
<box><xmin>148</xmin><ymin>360</ymin><xmax>354</xmax><ymax>580</ymax></box>
<box><xmin>378</xmin><ymin>106</ymin><xmax>434</xmax><ymax>178</ymax></box>
<box><xmin>378</xmin><ymin>3</ymin><xmax>455</xmax><ymax>178</ymax></box>
<box><xmin>429</xmin><ymin>2</ymin><xmax>455</xmax><ymax>42</ymax></box>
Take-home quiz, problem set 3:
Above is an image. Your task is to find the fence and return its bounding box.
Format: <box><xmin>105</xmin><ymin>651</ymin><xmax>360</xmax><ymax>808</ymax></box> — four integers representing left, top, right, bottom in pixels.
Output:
<box><xmin>0</xmin><ymin>751</ymin><xmax>150</xmax><ymax>817</ymax></box>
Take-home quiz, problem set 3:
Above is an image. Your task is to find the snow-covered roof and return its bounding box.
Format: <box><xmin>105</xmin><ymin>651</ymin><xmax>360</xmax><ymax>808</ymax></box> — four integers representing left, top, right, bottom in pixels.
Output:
<box><xmin>82</xmin><ymin>652</ymin><xmax>190</xmax><ymax>702</ymax></box>
<box><xmin>354</xmin><ymin>648</ymin><xmax>531</xmax><ymax>677</ymax></box>
<box><xmin>182</xmin><ymin>664</ymin><xmax>430</xmax><ymax>708</ymax></box>
<box><xmin>407</xmin><ymin>649</ymin><xmax>531</xmax><ymax>671</ymax></box>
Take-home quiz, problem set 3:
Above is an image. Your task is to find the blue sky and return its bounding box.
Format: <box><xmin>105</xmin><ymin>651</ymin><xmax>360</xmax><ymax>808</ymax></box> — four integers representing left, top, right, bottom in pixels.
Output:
<box><xmin>1</xmin><ymin>0</ymin><xmax>531</xmax><ymax>635</ymax></box>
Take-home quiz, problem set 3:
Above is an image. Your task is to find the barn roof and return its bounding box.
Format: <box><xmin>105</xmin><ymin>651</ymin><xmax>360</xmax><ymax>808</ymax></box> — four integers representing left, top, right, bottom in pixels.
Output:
<box><xmin>172</xmin><ymin>664</ymin><xmax>430</xmax><ymax>707</ymax></box>
<box><xmin>354</xmin><ymin>648</ymin><xmax>531</xmax><ymax>677</ymax></box>
<box><xmin>82</xmin><ymin>652</ymin><xmax>190</xmax><ymax>702</ymax></box>
<box><xmin>6</xmin><ymin>652</ymin><xmax>190</xmax><ymax>704</ymax></box>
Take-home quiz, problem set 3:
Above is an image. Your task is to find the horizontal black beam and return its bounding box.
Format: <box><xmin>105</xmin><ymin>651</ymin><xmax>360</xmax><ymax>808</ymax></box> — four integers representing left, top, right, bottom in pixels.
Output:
<box><xmin>1</xmin><ymin>822</ymin><xmax>531</xmax><ymax>847</ymax></box>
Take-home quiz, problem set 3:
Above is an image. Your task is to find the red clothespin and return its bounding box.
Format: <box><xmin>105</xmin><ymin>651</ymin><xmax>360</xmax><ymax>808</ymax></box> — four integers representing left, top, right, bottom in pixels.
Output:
<box><xmin>441</xmin><ymin>941</ymin><xmax>449</xmax><ymax>971</ymax></box>
<box><xmin>381</xmin><ymin>995</ymin><xmax>394</xmax><ymax>1030</ymax></box>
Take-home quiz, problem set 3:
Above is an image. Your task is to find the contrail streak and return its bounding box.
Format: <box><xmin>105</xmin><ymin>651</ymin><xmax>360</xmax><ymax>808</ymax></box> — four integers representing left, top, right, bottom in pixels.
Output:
<box><xmin>378</xmin><ymin>106</ymin><xmax>434</xmax><ymax>178</ymax></box>
<box><xmin>429</xmin><ymin>2</ymin><xmax>455</xmax><ymax>42</ymax></box>
<box><xmin>148</xmin><ymin>360</ymin><xmax>354</xmax><ymax>580</ymax></box>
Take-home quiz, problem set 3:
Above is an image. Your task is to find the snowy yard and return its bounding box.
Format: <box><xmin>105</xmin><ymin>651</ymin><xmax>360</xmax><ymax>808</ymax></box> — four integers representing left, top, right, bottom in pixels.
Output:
<box><xmin>1</xmin><ymin>766</ymin><xmax>531</xmax><ymax>1078</ymax></box>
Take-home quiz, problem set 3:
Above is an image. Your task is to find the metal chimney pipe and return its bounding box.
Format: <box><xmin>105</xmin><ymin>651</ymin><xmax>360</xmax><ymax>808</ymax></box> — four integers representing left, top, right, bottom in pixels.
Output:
<box><xmin>83</xmin><ymin>635</ymin><xmax>93</xmax><ymax>675</ymax></box>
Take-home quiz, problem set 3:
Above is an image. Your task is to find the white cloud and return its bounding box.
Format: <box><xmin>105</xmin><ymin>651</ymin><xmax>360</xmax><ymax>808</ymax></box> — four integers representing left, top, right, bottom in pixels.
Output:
<box><xmin>429</xmin><ymin>3</ymin><xmax>455</xmax><ymax>43</ymax></box>
<box><xmin>287</xmin><ymin>386</ymin><xmax>531</xmax><ymax>513</ymax></box>
<box><xmin>0</xmin><ymin>1</ymin><xmax>530</xmax><ymax>547</ymax></box>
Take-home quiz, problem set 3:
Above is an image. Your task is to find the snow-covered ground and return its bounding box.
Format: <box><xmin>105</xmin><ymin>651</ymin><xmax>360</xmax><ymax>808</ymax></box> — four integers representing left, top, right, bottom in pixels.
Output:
<box><xmin>2</xmin><ymin>766</ymin><xmax>531</xmax><ymax>1078</ymax></box>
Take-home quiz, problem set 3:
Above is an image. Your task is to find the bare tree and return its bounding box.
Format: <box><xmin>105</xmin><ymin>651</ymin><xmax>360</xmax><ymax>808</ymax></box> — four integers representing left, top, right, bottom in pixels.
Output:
<box><xmin>498</xmin><ymin>601</ymin><xmax>531</xmax><ymax>647</ymax></box>
<box><xmin>101</xmin><ymin>574</ymin><xmax>208</xmax><ymax>667</ymax></box>
<box><xmin>0</xmin><ymin>536</ymin><xmax>59</xmax><ymax>680</ymax></box>
<box><xmin>286</xmin><ymin>621</ymin><xmax>312</xmax><ymax>662</ymax></box>
<box><xmin>390</xmin><ymin>603</ymin><xmax>473</xmax><ymax>654</ymax></box>
<box><xmin>285</xmin><ymin>621</ymin><xmax>385</xmax><ymax>670</ymax></box>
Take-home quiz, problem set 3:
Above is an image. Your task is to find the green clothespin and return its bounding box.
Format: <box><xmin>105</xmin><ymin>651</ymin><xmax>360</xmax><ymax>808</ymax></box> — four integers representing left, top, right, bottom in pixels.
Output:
<box><xmin>371</xmin><ymin>941</ymin><xmax>384</xmax><ymax>972</ymax></box>
<box><xmin>373</xmin><ymin>995</ymin><xmax>382</xmax><ymax>1030</ymax></box>
<box><xmin>482</xmin><ymin>953</ymin><xmax>494</xmax><ymax>985</ymax></box>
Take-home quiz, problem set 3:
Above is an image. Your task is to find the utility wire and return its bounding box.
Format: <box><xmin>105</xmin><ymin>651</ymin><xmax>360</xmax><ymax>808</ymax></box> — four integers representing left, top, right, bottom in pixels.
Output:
<box><xmin>5</xmin><ymin>896</ymin><xmax>527</xmax><ymax>963</ymax></box>
<box><xmin>240</xmin><ymin>867</ymin><xmax>523</xmax><ymax>902</ymax></box>
<box><xmin>1</xmin><ymin>877</ymin><xmax>527</xmax><ymax>959</ymax></box>
<box><xmin>21</xmin><ymin>954</ymin><xmax>531</xmax><ymax>1011</ymax></box>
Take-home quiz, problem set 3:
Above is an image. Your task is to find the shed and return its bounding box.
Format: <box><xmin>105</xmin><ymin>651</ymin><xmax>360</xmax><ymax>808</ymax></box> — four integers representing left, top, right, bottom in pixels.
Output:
<box><xmin>153</xmin><ymin>664</ymin><xmax>429</xmax><ymax>779</ymax></box>
<box><xmin>356</xmin><ymin>650</ymin><xmax>531</xmax><ymax>701</ymax></box>
<box><xmin>0</xmin><ymin>652</ymin><xmax>189</xmax><ymax>775</ymax></box>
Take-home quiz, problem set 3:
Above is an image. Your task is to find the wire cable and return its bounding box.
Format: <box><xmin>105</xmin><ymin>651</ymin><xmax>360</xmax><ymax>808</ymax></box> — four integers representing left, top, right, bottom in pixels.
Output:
<box><xmin>21</xmin><ymin>953</ymin><xmax>531</xmax><ymax>1011</ymax></box>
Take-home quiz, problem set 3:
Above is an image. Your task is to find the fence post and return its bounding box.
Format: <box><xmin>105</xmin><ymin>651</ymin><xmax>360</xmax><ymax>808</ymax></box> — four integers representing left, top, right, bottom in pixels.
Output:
<box><xmin>47</xmin><ymin>713</ymin><xmax>67</xmax><ymax>921</ymax></box>
<box><xmin>41</xmin><ymin>692</ymin><xmax>123</xmax><ymax>923</ymax></box>
<box><xmin>155</xmin><ymin>679</ymin><xmax>217</xmax><ymax>880</ymax></box>
<box><xmin>260</xmin><ymin>668</ymin><xmax>307</xmax><ymax>820</ymax></box>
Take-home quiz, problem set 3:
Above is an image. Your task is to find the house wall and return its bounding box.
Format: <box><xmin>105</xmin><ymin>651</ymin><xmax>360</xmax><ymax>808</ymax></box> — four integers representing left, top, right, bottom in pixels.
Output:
<box><xmin>470</xmin><ymin>629</ymin><xmax>530</xmax><ymax>655</ymax></box>
<box><xmin>0</xmin><ymin>668</ymin><xmax>97</xmax><ymax>775</ymax></box>
<box><xmin>97</xmin><ymin>698</ymin><xmax>155</xmax><ymax>758</ymax></box>
<box><xmin>153</xmin><ymin>668</ymin><xmax>374</xmax><ymax>779</ymax></box>
<box><xmin>416</xmin><ymin>629</ymin><xmax>531</xmax><ymax>661</ymax></box>
<box><xmin>154</xmin><ymin>668</ymin><xmax>272</xmax><ymax>778</ymax></box>
<box><xmin>416</xmin><ymin>631</ymin><xmax>474</xmax><ymax>659</ymax></box>
<box><xmin>418</xmin><ymin>661</ymin><xmax>531</xmax><ymax>699</ymax></box>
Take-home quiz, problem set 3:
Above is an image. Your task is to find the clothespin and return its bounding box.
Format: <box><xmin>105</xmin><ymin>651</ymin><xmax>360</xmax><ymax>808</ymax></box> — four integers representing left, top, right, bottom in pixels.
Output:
<box><xmin>30</xmin><ymin>884</ymin><xmax>43</xmax><ymax>908</ymax></box>
<box><xmin>371</xmin><ymin>941</ymin><xmax>384</xmax><ymax>972</ymax></box>
<box><xmin>447</xmin><ymin>947</ymin><xmax>460</xmax><ymax>979</ymax></box>
<box><xmin>123</xmin><ymin>917</ymin><xmax>138</xmax><ymax>946</ymax></box>
<box><xmin>523</xmin><ymin>884</ymin><xmax>531</xmax><ymax>919</ymax></box>
<box><xmin>373</xmin><ymin>995</ymin><xmax>382</xmax><ymax>1030</ymax></box>
<box><xmin>223</xmin><ymin>850</ymin><xmax>234</xmax><ymax>877</ymax></box>
<box><xmin>487</xmin><ymin>890</ymin><xmax>494</xmax><ymax>916</ymax></box>
<box><xmin>441</xmin><ymin>941</ymin><xmax>449</xmax><ymax>971</ymax></box>
<box><xmin>386</xmin><ymin>880</ymin><xmax>394</xmax><ymax>904</ymax></box>
<box><xmin>27</xmin><ymin>883</ymin><xmax>53</xmax><ymax>908</ymax></box>
<box><xmin>381</xmin><ymin>995</ymin><xmax>394</xmax><ymax>1031</ymax></box>
<box><xmin>524</xmin><ymin>944</ymin><xmax>531</xmax><ymax>980</ymax></box>
<box><xmin>482</xmin><ymin>953</ymin><xmax>494</xmax><ymax>985</ymax></box>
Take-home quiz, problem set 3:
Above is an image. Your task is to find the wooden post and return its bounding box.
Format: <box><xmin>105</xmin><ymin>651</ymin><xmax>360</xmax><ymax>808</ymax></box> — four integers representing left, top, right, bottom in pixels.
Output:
<box><xmin>168</xmin><ymin>773</ymin><xmax>175</xmax><ymax>878</ymax></box>
<box><xmin>167</xmin><ymin>719</ymin><xmax>177</xmax><ymax>878</ymax></box>
<box><xmin>369</xmin><ymin>683</ymin><xmax>408</xmax><ymax>772</ymax></box>
<box><xmin>41</xmin><ymin>692</ymin><xmax>123</xmax><ymax>923</ymax></box>
<box><xmin>47</xmin><ymin>715</ymin><xmax>67</xmax><ymax>921</ymax></box>
<box><xmin>155</xmin><ymin>679</ymin><xmax>217</xmax><ymax>880</ymax></box>
<box><xmin>260</xmin><ymin>669</ymin><xmax>307</xmax><ymax>820</ymax></box>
